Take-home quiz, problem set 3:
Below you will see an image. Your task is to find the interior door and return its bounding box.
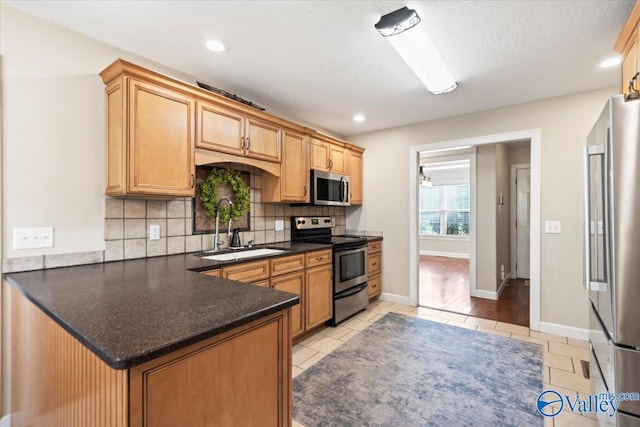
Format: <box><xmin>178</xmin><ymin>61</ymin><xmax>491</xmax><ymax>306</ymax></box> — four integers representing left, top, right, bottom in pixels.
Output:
<box><xmin>516</xmin><ymin>168</ymin><xmax>531</xmax><ymax>279</ymax></box>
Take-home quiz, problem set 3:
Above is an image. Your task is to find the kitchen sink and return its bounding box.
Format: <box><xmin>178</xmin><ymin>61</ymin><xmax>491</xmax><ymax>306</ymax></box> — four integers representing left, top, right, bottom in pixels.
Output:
<box><xmin>201</xmin><ymin>248</ymin><xmax>285</xmax><ymax>262</ymax></box>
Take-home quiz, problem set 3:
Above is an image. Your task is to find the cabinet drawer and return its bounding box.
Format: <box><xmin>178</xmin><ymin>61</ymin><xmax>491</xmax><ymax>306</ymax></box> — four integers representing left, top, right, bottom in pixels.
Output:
<box><xmin>270</xmin><ymin>254</ymin><xmax>305</xmax><ymax>276</ymax></box>
<box><xmin>368</xmin><ymin>253</ymin><xmax>381</xmax><ymax>276</ymax></box>
<box><xmin>222</xmin><ymin>260</ymin><xmax>270</xmax><ymax>283</ymax></box>
<box><xmin>368</xmin><ymin>274</ymin><xmax>381</xmax><ymax>297</ymax></box>
<box><xmin>306</xmin><ymin>250</ymin><xmax>332</xmax><ymax>267</ymax></box>
<box><xmin>368</xmin><ymin>241</ymin><xmax>381</xmax><ymax>254</ymax></box>
<box><xmin>202</xmin><ymin>269</ymin><xmax>221</xmax><ymax>277</ymax></box>
<box><xmin>253</xmin><ymin>280</ymin><xmax>270</xmax><ymax>288</ymax></box>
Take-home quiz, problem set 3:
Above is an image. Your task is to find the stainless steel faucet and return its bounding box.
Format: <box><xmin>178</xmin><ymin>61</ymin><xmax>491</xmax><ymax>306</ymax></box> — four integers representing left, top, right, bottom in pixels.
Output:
<box><xmin>213</xmin><ymin>196</ymin><xmax>233</xmax><ymax>252</ymax></box>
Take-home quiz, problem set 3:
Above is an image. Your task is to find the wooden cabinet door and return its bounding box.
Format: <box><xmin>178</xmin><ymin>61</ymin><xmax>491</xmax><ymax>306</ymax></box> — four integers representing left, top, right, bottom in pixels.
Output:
<box><xmin>329</xmin><ymin>144</ymin><xmax>346</xmax><ymax>174</ymax></box>
<box><xmin>622</xmin><ymin>28</ymin><xmax>639</xmax><ymax>96</ymax></box>
<box><xmin>310</xmin><ymin>138</ymin><xmax>330</xmax><ymax>171</ymax></box>
<box><xmin>368</xmin><ymin>253</ymin><xmax>381</xmax><ymax>276</ymax></box>
<box><xmin>245</xmin><ymin>116</ymin><xmax>282</xmax><ymax>162</ymax></box>
<box><xmin>271</xmin><ymin>272</ymin><xmax>305</xmax><ymax>338</ymax></box>
<box><xmin>368</xmin><ymin>274</ymin><xmax>381</xmax><ymax>297</ymax></box>
<box><xmin>281</xmin><ymin>130</ymin><xmax>309</xmax><ymax>202</ymax></box>
<box><xmin>137</xmin><ymin>314</ymin><xmax>287</xmax><ymax>427</ymax></box>
<box><xmin>196</xmin><ymin>101</ymin><xmax>245</xmax><ymax>155</ymax></box>
<box><xmin>347</xmin><ymin>149</ymin><xmax>363</xmax><ymax>205</ymax></box>
<box><xmin>305</xmin><ymin>265</ymin><xmax>333</xmax><ymax>330</ymax></box>
<box><xmin>128</xmin><ymin>79</ymin><xmax>195</xmax><ymax>197</ymax></box>
<box><xmin>222</xmin><ymin>260</ymin><xmax>270</xmax><ymax>283</ymax></box>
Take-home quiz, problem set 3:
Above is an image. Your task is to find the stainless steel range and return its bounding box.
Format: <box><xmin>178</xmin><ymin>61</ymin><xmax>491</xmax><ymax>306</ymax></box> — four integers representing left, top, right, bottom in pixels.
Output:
<box><xmin>291</xmin><ymin>216</ymin><xmax>368</xmax><ymax>325</ymax></box>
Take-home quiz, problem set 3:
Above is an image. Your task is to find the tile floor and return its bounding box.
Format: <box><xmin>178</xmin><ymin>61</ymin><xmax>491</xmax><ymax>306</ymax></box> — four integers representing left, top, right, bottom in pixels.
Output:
<box><xmin>292</xmin><ymin>300</ymin><xmax>597</xmax><ymax>427</ymax></box>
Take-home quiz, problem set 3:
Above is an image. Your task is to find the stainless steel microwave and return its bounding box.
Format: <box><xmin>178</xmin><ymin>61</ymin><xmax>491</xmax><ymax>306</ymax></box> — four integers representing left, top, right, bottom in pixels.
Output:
<box><xmin>311</xmin><ymin>170</ymin><xmax>351</xmax><ymax>206</ymax></box>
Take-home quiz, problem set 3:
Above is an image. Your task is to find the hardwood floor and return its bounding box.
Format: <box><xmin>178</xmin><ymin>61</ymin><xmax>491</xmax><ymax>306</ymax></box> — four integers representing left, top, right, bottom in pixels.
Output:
<box><xmin>418</xmin><ymin>255</ymin><xmax>530</xmax><ymax>327</ymax></box>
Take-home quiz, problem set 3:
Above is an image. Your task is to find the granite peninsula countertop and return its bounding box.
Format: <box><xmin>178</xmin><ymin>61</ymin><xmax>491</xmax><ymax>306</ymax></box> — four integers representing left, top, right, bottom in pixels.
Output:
<box><xmin>4</xmin><ymin>242</ymin><xmax>331</xmax><ymax>370</ymax></box>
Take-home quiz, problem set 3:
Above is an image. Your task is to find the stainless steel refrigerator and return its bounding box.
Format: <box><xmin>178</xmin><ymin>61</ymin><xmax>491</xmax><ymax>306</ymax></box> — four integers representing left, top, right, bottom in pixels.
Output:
<box><xmin>585</xmin><ymin>95</ymin><xmax>640</xmax><ymax>426</ymax></box>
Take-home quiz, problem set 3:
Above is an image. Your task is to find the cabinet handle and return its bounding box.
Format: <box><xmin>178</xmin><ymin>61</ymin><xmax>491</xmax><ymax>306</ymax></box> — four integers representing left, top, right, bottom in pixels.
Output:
<box><xmin>190</xmin><ymin>174</ymin><xmax>194</xmax><ymax>189</ymax></box>
<box><xmin>327</xmin><ymin>159</ymin><xmax>331</xmax><ymax>169</ymax></box>
<box><xmin>241</xmin><ymin>137</ymin><xmax>245</xmax><ymax>149</ymax></box>
<box><xmin>316</xmin><ymin>257</ymin><xmax>322</xmax><ymax>261</ymax></box>
<box><xmin>246</xmin><ymin>138</ymin><xmax>251</xmax><ymax>150</ymax></box>
<box><xmin>303</xmin><ymin>186</ymin><xmax>307</xmax><ymax>196</ymax></box>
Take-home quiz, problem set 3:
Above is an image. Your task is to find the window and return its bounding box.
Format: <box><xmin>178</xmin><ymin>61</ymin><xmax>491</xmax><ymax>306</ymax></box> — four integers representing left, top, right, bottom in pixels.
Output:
<box><xmin>419</xmin><ymin>184</ymin><xmax>470</xmax><ymax>236</ymax></box>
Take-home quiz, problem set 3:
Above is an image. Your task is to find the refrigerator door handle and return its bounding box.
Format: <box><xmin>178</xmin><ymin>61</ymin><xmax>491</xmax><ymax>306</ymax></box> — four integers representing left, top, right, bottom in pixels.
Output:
<box><xmin>584</xmin><ymin>143</ymin><xmax>610</xmax><ymax>292</ymax></box>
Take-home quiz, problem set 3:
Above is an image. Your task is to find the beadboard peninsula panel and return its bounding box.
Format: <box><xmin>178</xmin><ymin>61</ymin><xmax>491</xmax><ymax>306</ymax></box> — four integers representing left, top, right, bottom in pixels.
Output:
<box><xmin>7</xmin><ymin>284</ymin><xmax>128</xmax><ymax>427</ymax></box>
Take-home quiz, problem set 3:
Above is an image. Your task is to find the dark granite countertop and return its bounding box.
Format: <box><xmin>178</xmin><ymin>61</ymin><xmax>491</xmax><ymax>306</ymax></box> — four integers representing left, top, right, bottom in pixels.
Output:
<box><xmin>4</xmin><ymin>246</ymin><xmax>334</xmax><ymax>370</ymax></box>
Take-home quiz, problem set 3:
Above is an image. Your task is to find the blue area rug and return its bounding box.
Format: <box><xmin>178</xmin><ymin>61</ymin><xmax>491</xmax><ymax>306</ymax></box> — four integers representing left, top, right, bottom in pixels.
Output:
<box><xmin>293</xmin><ymin>312</ymin><xmax>543</xmax><ymax>426</ymax></box>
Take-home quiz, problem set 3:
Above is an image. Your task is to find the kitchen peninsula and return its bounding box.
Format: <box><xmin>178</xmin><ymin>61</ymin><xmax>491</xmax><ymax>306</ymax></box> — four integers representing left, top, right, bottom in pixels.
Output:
<box><xmin>2</xmin><ymin>247</ymin><xmax>327</xmax><ymax>427</ymax></box>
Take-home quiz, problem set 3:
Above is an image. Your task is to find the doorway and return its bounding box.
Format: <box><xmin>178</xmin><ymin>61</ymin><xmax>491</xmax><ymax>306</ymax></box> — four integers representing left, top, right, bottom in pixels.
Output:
<box><xmin>512</xmin><ymin>165</ymin><xmax>531</xmax><ymax>280</ymax></box>
<box><xmin>410</xmin><ymin>130</ymin><xmax>541</xmax><ymax>330</ymax></box>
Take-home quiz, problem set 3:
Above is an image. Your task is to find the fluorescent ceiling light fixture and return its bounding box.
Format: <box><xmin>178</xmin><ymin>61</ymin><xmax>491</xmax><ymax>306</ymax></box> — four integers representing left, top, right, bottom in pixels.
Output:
<box><xmin>375</xmin><ymin>7</ymin><xmax>457</xmax><ymax>95</ymax></box>
<box><xmin>353</xmin><ymin>114</ymin><xmax>366</xmax><ymax>122</ymax></box>
<box><xmin>205</xmin><ymin>39</ymin><xmax>228</xmax><ymax>52</ymax></box>
<box><xmin>599</xmin><ymin>56</ymin><xmax>621</xmax><ymax>68</ymax></box>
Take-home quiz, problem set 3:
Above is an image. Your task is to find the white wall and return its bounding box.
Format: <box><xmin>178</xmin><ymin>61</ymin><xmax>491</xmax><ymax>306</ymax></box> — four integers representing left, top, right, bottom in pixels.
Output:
<box><xmin>0</xmin><ymin>5</ymin><xmax>339</xmax><ymax>259</ymax></box>
<box><xmin>476</xmin><ymin>146</ymin><xmax>497</xmax><ymax>292</ymax></box>
<box><xmin>348</xmin><ymin>87</ymin><xmax>617</xmax><ymax>329</ymax></box>
<box><xmin>495</xmin><ymin>143</ymin><xmax>511</xmax><ymax>284</ymax></box>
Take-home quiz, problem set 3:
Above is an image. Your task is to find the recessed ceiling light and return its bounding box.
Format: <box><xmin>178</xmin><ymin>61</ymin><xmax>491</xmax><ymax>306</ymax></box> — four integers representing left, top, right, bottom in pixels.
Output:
<box><xmin>205</xmin><ymin>39</ymin><xmax>228</xmax><ymax>53</ymax></box>
<box><xmin>599</xmin><ymin>56</ymin><xmax>621</xmax><ymax>68</ymax></box>
<box><xmin>353</xmin><ymin>114</ymin><xmax>366</xmax><ymax>122</ymax></box>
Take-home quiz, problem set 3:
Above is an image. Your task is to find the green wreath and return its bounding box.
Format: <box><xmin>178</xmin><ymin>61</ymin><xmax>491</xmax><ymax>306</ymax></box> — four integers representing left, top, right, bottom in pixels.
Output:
<box><xmin>200</xmin><ymin>168</ymin><xmax>250</xmax><ymax>223</ymax></box>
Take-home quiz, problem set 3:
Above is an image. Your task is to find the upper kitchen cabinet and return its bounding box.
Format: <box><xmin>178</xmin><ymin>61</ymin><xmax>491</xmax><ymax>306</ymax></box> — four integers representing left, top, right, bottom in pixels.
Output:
<box><xmin>197</xmin><ymin>100</ymin><xmax>282</xmax><ymax>163</ymax></box>
<box><xmin>262</xmin><ymin>129</ymin><xmax>310</xmax><ymax>203</ymax></box>
<box><xmin>101</xmin><ymin>62</ymin><xmax>195</xmax><ymax>198</ymax></box>
<box><xmin>346</xmin><ymin>146</ymin><xmax>364</xmax><ymax>205</ymax></box>
<box><xmin>615</xmin><ymin>1</ymin><xmax>640</xmax><ymax>97</ymax></box>
<box><xmin>311</xmin><ymin>134</ymin><xmax>346</xmax><ymax>174</ymax></box>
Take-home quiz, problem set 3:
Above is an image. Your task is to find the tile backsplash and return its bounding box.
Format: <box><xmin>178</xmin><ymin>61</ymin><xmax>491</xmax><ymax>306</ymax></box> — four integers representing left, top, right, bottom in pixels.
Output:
<box><xmin>104</xmin><ymin>165</ymin><xmax>346</xmax><ymax>262</ymax></box>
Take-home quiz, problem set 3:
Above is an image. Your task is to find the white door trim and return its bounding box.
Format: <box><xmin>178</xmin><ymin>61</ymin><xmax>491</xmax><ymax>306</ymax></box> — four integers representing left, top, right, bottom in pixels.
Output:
<box><xmin>511</xmin><ymin>163</ymin><xmax>531</xmax><ymax>278</ymax></box>
<box><xmin>409</xmin><ymin>129</ymin><xmax>542</xmax><ymax>331</ymax></box>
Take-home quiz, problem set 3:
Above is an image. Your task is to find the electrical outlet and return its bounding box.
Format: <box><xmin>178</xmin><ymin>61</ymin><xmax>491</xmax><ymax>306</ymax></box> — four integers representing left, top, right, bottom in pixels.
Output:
<box><xmin>13</xmin><ymin>227</ymin><xmax>54</xmax><ymax>250</ymax></box>
<box><xmin>149</xmin><ymin>224</ymin><xmax>161</xmax><ymax>240</ymax></box>
<box><xmin>275</xmin><ymin>220</ymin><xmax>284</xmax><ymax>231</ymax></box>
<box><xmin>545</xmin><ymin>220</ymin><xmax>561</xmax><ymax>234</ymax></box>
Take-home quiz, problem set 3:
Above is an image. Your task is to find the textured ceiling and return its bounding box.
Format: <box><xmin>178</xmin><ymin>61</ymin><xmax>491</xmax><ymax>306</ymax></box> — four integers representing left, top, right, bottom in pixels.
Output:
<box><xmin>5</xmin><ymin>0</ymin><xmax>635</xmax><ymax>136</ymax></box>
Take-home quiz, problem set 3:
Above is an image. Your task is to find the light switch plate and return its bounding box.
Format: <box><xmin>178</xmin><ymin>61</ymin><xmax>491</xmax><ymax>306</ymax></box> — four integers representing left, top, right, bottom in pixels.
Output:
<box><xmin>13</xmin><ymin>227</ymin><xmax>54</xmax><ymax>249</ymax></box>
<box><xmin>274</xmin><ymin>220</ymin><xmax>284</xmax><ymax>231</ymax></box>
<box><xmin>149</xmin><ymin>224</ymin><xmax>161</xmax><ymax>240</ymax></box>
<box><xmin>545</xmin><ymin>220</ymin><xmax>561</xmax><ymax>234</ymax></box>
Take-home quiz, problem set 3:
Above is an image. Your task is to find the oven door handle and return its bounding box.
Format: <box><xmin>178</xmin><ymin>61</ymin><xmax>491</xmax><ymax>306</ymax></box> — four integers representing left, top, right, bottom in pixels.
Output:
<box><xmin>334</xmin><ymin>244</ymin><xmax>368</xmax><ymax>254</ymax></box>
<box><xmin>335</xmin><ymin>283</ymin><xmax>368</xmax><ymax>299</ymax></box>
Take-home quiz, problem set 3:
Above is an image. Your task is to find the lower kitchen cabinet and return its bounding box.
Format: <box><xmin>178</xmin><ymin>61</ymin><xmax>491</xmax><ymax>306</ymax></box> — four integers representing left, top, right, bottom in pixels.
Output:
<box><xmin>6</xmin><ymin>284</ymin><xmax>292</xmax><ymax>427</ymax></box>
<box><xmin>202</xmin><ymin>249</ymin><xmax>334</xmax><ymax>338</ymax></box>
<box><xmin>271</xmin><ymin>271</ymin><xmax>305</xmax><ymax>337</ymax></box>
<box><xmin>367</xmin><ymin>241</ymin><xmax>382</xmax><ymax>298</ymax></box>
<box><xmin>305</xmin><ymin>264</ymin><xmax>333</xmax><ymax>330</ymax></box>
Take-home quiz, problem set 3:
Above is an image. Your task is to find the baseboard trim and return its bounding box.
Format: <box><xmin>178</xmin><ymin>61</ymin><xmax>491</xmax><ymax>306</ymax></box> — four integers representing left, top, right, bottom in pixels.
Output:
<box><xmin>471</xmin><ymin>289</ymin><xmax>498</xmax><ymax>300</ymax></box>
<box><xmin>379</xmin><ymin>292</ymin><xmax>416</xmax><ymax>306</ymax></box>
<box><xmin>497</xmin><ymin>273</ymin><xmax>512</xmax><ymax>297</ymax></box>
<box><xmin>539</xmin><ymin>321</ymin><xmax>590</xmax><ymax>340</ymax></box>
<box><xmin>419</xmin><ymin>250</ymin><xmax>470</xmax><ymax>259</ymax></box>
